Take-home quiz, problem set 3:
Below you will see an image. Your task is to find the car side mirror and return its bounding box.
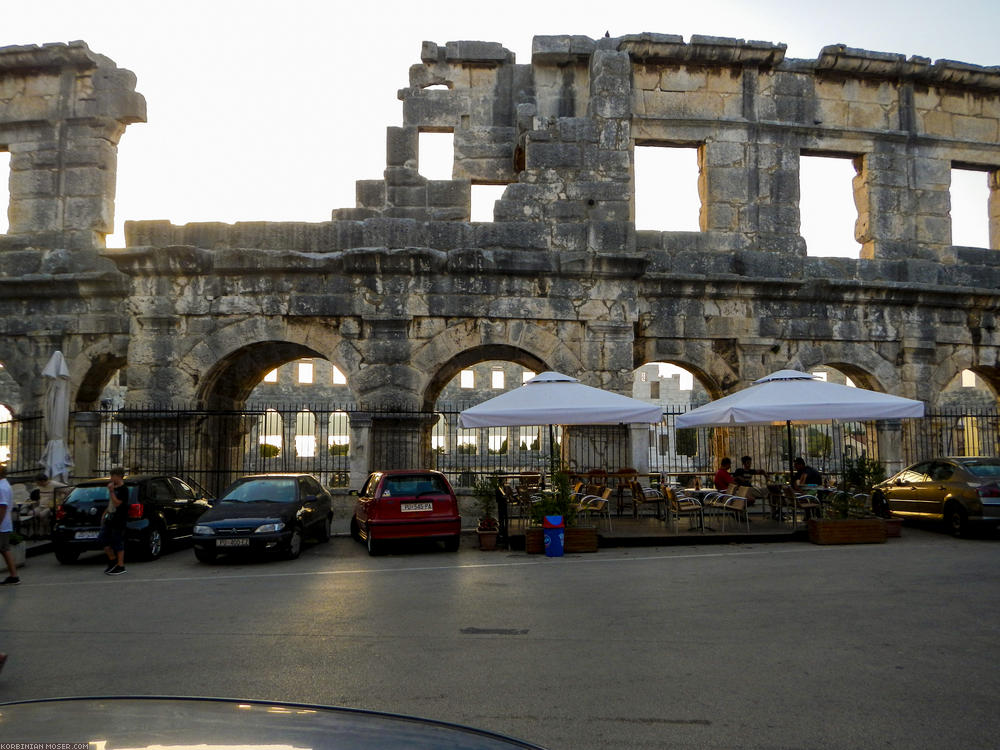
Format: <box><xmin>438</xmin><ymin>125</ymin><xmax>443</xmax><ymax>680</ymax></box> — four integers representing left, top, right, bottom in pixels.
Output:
<box><xmin>895</xmin><ymin>478</ymin><xmax>907</xmax><ymax>486</ymax></box>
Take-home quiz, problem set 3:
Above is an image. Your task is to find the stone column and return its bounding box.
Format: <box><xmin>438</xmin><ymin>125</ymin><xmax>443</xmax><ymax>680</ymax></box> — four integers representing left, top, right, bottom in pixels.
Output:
<box><xmin>348</xmin><ymin>413</ymin><xmax>373</xmax><ymax>489</ymax></box>
<box><xmin>70</xmin><ymin>411</ymin><xmax>102</xmax><ymax>479</ymax></box>
<box><xmin>989</xmin><ymin>169</ymin><xmax>999</xmax><ymax>251</ymax></box>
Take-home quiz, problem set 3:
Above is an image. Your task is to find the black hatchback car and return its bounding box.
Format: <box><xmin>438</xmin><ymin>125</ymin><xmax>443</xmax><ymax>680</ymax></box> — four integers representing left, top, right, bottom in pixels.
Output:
<box><xmin>191</xmin><ymin>473</ymin><xmax>333</xmax><ymax>562</ymax></box>
<box><xmin>51</xmin><ymin>475</ymin><xmax>214</xmax><ymax>563</ymax></box>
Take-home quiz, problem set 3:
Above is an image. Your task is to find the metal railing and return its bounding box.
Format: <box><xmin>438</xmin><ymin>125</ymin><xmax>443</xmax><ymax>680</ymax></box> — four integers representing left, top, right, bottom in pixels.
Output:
<box><xmin>2</xmin><ymin>404</ymin><xmax>997</xmax><ymax>492</ymax></box>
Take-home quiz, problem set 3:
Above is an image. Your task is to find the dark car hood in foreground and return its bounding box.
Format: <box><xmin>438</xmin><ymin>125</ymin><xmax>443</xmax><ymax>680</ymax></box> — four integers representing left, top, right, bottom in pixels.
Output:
<box><xmin>197</xmin><ymin>501</ymin><xmax>296</xmax><ymax>525</ymax></box>
<box><xmin>0</xmin><ymin>696</ymin><xmax>546</xmax><ymax>749</ymax></box>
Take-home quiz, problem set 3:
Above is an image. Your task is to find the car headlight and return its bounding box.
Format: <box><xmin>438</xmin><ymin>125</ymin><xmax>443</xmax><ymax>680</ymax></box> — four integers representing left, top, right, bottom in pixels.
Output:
<box><xmin>254</xmin><ymin>522</ymin><xmax>285</xmax><ymax>534</ymax></box>
<box><xmin>193</xmin><ymin>525</ymin><xmax>215</xmax><ymax>536</ymax></box>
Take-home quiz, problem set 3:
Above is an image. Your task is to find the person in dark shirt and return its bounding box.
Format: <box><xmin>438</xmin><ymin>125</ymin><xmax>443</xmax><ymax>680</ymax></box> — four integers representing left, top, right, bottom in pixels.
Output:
<box><xmin>98</xmin><ymin>467</ymin><xmax>129</xmax><ymax>576</ymax></box>
<box><xmin>792</xmin><ymin>457</ymin><xmax>822</xmax><ymax>490</ymax></box>
<box><xmin>732</xmin><ymin>455</ymin><xmax>766</xmax><ymax>505</ymax></box>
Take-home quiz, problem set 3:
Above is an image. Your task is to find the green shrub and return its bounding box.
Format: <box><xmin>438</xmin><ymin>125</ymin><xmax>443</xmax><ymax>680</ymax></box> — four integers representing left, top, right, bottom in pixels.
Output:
<box><xmin>259</xmin><ymin>443</ymin><xmax>280</xmax><ymax>459</ymax></box>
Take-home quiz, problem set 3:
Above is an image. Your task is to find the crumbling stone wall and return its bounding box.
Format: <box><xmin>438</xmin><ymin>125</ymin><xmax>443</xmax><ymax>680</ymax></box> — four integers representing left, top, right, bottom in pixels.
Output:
<box><xmin>1</xmin><ymin>35</ymin><xmax>999</xmax><ymax>475</ymax></box>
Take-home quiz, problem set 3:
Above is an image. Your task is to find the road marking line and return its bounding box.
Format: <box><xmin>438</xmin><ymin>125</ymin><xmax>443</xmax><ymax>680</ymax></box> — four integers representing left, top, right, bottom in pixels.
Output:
<box><xmin>21</xmin><ymin>544</ymin><xmax>846</xmax><ymax>587</ymax></box>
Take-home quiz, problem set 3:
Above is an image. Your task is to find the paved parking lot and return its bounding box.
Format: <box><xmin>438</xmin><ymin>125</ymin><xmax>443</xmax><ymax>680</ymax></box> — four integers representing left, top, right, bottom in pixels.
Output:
<box><xmin>2</xmin><ymin>525</ymin><xmax>999</xmax><ymax>749</ymax></box>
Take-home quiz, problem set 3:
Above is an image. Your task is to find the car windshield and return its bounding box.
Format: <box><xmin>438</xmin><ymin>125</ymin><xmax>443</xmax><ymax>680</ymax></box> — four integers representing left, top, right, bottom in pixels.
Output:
<box><xmin>67</xmin><ymin>484</ymin><xmax>137</xmax><ymax>504</ymax></box>
<box><xmin>222</xmin><ymin>479</ymin><xmax>297</xmax><ymax>503</ymax></box>
<box><xmin>381</xmin><ymin>475</ymin><xmax>447</xmax><ymax>497</ymax></box>
<box><xmin>957</xmin><ymin>459</ymin><xmax>1000</xmax><ymax>478</ymax></box>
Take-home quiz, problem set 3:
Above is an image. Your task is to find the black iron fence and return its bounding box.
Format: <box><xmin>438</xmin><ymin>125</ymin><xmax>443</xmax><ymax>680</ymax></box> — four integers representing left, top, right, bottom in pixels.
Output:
<box><xmin>2</xmin><ymin>404</ymin><xmax>999</xmax><ymax>493</ymax></box>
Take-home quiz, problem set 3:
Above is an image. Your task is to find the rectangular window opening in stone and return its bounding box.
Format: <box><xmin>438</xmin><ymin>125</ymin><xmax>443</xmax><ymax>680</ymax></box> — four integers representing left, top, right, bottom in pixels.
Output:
<box><xmin>264</xmin><ymin>368</ymin><xmax>278</xmax><ymax>383</ymax></box>
<box><xmin>491</xmin><ymin>369</ymin><xmax>504</xmax><ymax>389</ymax></box>
<box><xmin>418</xmin><ymin>130</ymin><xmax>454</xmax><ymax>181</ymax></box>
<box><xmin>460</xmin><ymin>369</ymin><xmax>474</xmax><ymax>389</ymax></box>
<box><xmin>471</xmin><ymin>184</ymin><xmax>507</xmax><ymax>222</ymax></box>
<box><xmin>297</xmin><ymin>361</ymin><xmax>314</xmax><ymax>385</ymax></box>
<box><xmin>950</xmin><ymin>165</ymin><xmax>992</xmax><ymax>248</ymax></box>
<box><xmin>0</xmin><ymin>150</ymin><xmax>8</xmax><ymax>234</ymax></box>
<box><xmin>633</xmin><ymin>144</ymin><xmax>701</xmax><ymax>231</ymax></box>
<box><xmin>799</xmin><ymin>153</ymin><xmax>862</xmax><ymax>258</ymax></box>
<box><xmin>331</xmin><ymin>365</ymin><xmax>347</xmax><ymax>385</ymax></box>
<box><xmin>522</xmin><ymin>370</ymin><xmax>535</xmax><ymax>384</ymax></box>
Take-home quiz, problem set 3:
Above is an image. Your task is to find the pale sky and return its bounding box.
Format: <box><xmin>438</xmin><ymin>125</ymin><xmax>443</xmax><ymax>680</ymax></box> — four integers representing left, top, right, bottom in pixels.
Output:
<box><xmin>6</xmin><ymin>0</ymin><xmax>999</xmax><ymax>253</ymax></box>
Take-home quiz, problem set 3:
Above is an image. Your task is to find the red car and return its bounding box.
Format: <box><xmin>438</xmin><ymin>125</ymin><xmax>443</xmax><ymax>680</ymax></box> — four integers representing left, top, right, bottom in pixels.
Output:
<box><xmin>351</xmin><ymin>470</ymin><xmax>462</xmax><ymax>555</ymax></box>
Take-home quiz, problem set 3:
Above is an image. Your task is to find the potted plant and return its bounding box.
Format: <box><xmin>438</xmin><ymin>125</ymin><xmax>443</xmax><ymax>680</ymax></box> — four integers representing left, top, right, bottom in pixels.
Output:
<box><xmin>473</xmin><ymin>475</ymin><xmax>501</xmax><ymax>551</ymax></box>
<box><xmin>808</xmin><ymin>458</ymin><xmax>890</xmax><ymax>544</ymax></box>
<box><xmin>524</xmin><ymin>471</ymin><xmax>598</xmax><ymax>554</ymax></box>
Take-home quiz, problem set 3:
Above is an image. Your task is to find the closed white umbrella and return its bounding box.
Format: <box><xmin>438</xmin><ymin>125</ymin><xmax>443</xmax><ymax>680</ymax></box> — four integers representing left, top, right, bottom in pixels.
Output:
<box><xmin>38</xmin><ymin>351</ymin><xmax>73</xmax><ymax>482</ymax></box>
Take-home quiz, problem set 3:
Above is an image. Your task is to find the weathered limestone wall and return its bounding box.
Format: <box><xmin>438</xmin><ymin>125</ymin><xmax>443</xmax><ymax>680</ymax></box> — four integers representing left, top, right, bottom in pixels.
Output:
<box><xmin>1</xmin><ymin>34</ymin><xmax>1000</xmax><ymax>474</ymax></box>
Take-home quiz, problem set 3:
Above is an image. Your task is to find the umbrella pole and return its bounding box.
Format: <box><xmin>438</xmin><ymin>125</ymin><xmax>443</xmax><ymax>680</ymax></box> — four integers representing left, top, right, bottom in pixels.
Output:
<box><xmin>786</xmin><ymin>420</ymin><xmax>797</xmax><ymax>528</ymax></box>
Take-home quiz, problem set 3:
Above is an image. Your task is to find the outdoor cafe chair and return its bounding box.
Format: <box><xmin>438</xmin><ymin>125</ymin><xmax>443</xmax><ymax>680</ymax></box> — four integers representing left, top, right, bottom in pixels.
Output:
<box><xmin>718</xmin><ymin>495</ymin><xmax>751</xmax><ymax>533</ymax></box>
<box><xmin>666</xmin><ymin>488</ymin><xmax>703</xmax><ymax>533</ymax></box>
<box><xmin>574</xmin><ymin>487</ymin><xmax>613</xmax><ymax>531</ymax></box>
<box><xmin>629</xmin><ymin>480</ymin><xmax>664</xmax><ymax>520</ymax></box>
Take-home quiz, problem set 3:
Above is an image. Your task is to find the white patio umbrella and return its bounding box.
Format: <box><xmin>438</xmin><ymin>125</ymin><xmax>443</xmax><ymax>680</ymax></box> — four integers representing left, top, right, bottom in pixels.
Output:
<box><xmin>675</xmin><ymin>369</ymin><xmax>924</xmax><ymax>484</ymax></box>
<box><xmin>458</xmin><ymin>371</ymin><xmax>663</xmax><ymax>428</ymax></box>
<box><xmin>38</xmin><ymin>350</ymin><xmax>74</xmax><ymax>482</ymax></box>
<box><xmin>459</xmin><ymin>371</ymin><xmax>663</xmax><ymax>479</ymax></box>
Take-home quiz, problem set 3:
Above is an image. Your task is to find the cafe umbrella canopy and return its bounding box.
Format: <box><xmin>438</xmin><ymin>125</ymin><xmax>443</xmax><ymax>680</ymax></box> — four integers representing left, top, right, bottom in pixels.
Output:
<box><xmin>458</xmin><ymin>371</ymin><xmax>663</xmax><ymax>473</ymax></box>
<box><xmin>674</xmin><ymin>369</ymin><xmax>925</xmax><ymax>481</ymax></box>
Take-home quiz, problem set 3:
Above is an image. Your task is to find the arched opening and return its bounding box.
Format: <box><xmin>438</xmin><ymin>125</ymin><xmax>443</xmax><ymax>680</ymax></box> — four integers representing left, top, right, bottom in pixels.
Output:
<box><xmin>0</xmin><ymin>404</ymin><xmax>12</xmax><ymax>464</ymax></box>
<box><xmin>634</xmin><ymin>361</ymin><xmax>713</xmax><ymax>480</ymax></box>
<box><xmin>930</xmin><ymin>367</ymin><xmax>1000</xmax><ymax>458</ymax></box>
<box><xmin>427</xmin><ymin>347</ymin><xmax>549</xmax><ymax>486</ymax></box>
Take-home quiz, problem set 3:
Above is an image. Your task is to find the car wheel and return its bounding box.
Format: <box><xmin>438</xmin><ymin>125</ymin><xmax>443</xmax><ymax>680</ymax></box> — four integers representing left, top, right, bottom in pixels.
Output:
<box><xmin>366</xmin><ymin>526</ymin><xmax>382</xmax><ymax>557</ymax></box>
<box><xmin>350</xmin><ymin>517</ymin><xmax>361</xmax><ymax>541</ymax></box>
<box><xmin>945</xmin><ymin>503</ymin><xmax>967</xmax><ymax>537</ymax></box>
<box><xmin>316</xmin><ymin>514</ymin><xmax>332</xmax><ymax>543</ymax></box>
<box><xmin>443</xmin><ymin>534</ymin><xmax>460</xmax><ymax>552</ymax></box>
<box><xmin>194</xmin><ymin>547</ymin><xmax>217</xmax><ymax>564</ymax></box>
<box><xmin>142</xmin><ymin>525</ymin><xmax>165</xmax><ymax>560</ymax></box>
<box><xmin>54</xmin><ymin>547</ymin><xmax>79</xmax><ymax>565</ymax></box>
<box><xmin>285</xmin><ymin>526</ymin><xmax>303</xmax><ymax>559</ymax></box>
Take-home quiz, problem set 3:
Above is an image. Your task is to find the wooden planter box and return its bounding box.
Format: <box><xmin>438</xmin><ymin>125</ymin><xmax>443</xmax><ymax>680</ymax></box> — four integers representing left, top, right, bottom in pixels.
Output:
<box><xmin>525</xmin><ymin>526</ymin><xmax>599</xmax><ymax>554</ymax></box>
<box><xmin>808</xmin><ymin>518</ymin><xmax>887</xmax><ymax>545</ymax></box>
<box><xmin>885</xmin><ymin>517</ymin><xmax>903</xmax><ymax>538</ymax></box>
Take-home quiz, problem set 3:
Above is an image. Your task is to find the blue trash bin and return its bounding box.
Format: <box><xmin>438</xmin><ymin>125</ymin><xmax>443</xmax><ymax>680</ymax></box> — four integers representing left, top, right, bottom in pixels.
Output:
<box><xmin>543</xmin><ymin>515</ymin><xmax>564</xmax><ymax>557</ymax></box>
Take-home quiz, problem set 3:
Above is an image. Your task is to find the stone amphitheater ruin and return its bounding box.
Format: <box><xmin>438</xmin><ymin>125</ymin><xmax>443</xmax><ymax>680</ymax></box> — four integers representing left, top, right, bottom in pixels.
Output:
<box><xmin>1</xmin><ymin>33</ymin><xmax>998</xmax><ymax>485</ymax></box>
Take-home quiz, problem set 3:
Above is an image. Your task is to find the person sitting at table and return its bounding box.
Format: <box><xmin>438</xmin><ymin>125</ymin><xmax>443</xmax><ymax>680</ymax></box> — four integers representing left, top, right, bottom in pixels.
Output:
<box><xmin>732</xmin><ymin>455</ymin><xmax>767</xmax><ymax>505</ymax></box>
<box><xmin>713</xmin><ymin>457</ymin><xmax>735</xmax><ymax>491</ymax></box>
<box><xmin>792</xmin><ymin>457</ymin><xmax>822</xmax><ymax>490</ymax></box>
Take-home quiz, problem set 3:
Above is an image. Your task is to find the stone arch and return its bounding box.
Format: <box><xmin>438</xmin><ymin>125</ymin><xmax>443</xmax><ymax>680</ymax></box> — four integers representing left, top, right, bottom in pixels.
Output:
<box><xmin>634</xmin><ymin>339</ymin><xmax>741</xmax><ymax>399</ymax></box>
<box><xmin>73</xmin><ymin>346</ymin><xmax>129</xmax><ymax>410</ymax></box>
<box><xmin>785</xmin><ymin>341</ymin><xmax>899</xmax><ymax>394</ymax></box>
<box><xmin>412</xmin><ymin>320</ymin><xmax>585</xmax><ymax>410</ymax></box>
<box><xmin>928</xmin><ymin>349</ymin><xmax>1000</xmax><ymax>408</ymax></box>
<box><xmin>178</xmin><ymin>318</ymin><xmax>361</xmax><ymax>409</ymax></box>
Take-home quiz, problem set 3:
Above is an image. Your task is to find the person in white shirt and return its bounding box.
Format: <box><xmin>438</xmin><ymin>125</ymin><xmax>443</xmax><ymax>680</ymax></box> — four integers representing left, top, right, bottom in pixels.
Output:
<box><xmin>0</xmin><ymin>464</ymin><xmax>20</xmax><ymax>585</ymax></box>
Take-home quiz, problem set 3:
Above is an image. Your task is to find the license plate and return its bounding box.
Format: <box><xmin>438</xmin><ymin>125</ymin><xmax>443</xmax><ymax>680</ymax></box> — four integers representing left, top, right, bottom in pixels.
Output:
<box><xmin>401</xmin><ymin>502</ymin><xmax>434</xmax><ymax>512</ymax></box>
<box><xmin>74</xmin><ymin>530</ymin><xmax>99</xmax><ymax>540</ymax></box>
<box><xmin>217</xmin><ymin>538</ymin><xmax>250</xmax><ymax>547</ymax></box>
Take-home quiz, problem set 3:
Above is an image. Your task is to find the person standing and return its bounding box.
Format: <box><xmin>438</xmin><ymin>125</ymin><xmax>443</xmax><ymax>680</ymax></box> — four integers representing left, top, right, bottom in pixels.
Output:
<box><xmin>99</xmin><ymin>467</ymin><xmax>129</xmax><ymax>576</ymax></box>
<box><xmin>0</xmin><ymin>464</ymin><xmax>20</xmax><ymax>585</ymax></box>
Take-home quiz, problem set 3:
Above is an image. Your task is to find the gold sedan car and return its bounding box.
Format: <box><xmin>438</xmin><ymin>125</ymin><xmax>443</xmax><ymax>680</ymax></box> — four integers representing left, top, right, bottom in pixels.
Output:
<box><xmin>872</xmin><ymin>457</ymin><xmax>1000</xmax><ymax>537</ymax></box>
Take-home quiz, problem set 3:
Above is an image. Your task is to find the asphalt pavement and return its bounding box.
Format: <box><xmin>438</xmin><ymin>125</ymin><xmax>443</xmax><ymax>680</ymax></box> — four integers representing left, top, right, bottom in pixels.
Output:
<box><xmin>2</xmin><ymin>524</ymin><xmax>999</xmax><ymax>749</ymax></box>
